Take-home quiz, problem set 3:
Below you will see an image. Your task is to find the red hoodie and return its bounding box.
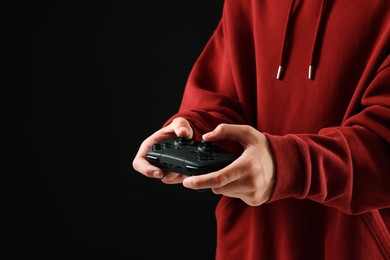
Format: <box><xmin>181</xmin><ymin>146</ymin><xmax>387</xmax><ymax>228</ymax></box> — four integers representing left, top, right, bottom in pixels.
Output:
<box><xmin>166</xmin><ymin>0</ymin><xmax>390</xmax><ymax>259</ymax></box>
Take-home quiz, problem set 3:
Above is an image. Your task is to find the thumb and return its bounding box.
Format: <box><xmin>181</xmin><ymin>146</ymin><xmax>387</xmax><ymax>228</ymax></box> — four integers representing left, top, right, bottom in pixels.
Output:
<box><xmin>202</xmin><ymin>124</ymin><xmax>256</xmax><ymax>145</ymax></box>
<box><xmin>171</xmin><ymin>117</ymin><xmax>194</xmax><ymax>138</ymax></box>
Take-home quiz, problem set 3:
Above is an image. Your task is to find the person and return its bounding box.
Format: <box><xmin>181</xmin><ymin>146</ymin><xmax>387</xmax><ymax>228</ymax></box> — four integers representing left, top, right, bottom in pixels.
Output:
<box><xmin>133</xmin><ymin>0</ymin><xmax>390</xmax><ymax>259</ymax></box>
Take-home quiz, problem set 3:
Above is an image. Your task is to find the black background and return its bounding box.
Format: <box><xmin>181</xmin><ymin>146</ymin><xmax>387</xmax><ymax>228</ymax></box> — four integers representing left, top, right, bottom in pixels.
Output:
<box><xmin>11</xmin><ymin>1</ymin><xmax>224</xmax><ymax>259</ymax></box>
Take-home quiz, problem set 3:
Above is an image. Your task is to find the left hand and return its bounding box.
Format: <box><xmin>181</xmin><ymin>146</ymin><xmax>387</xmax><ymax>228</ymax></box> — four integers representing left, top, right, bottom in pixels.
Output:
<box><xmin>182</xmin><ymin>124</ymin><xmax>275</xmax><ymax>206</ymax></box>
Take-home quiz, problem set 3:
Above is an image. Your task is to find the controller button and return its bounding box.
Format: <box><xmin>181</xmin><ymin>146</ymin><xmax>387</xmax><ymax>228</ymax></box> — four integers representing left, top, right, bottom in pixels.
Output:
<box><xmin>152</xmin><ymin>144</ymin><xmax>162</xmax><ymax>150</ymax></box>
<box><xmin>174</xmin><ymin>137</ymin><xmax>193</xmax><ymax>146</ymax></box>
<box><xmin>162</xmin><ymin>142</ymin><xmax>171</xmax><ymax>149</ymax></box>
<box><xmin>198</xmin><ymin>140</ymin><xmax>216</xmax><ymax>151</ymax></box>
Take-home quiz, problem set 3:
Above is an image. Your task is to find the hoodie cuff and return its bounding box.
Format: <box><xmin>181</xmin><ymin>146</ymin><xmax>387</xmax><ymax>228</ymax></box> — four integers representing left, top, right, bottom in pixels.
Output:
<box><xmin>264</xmin><ymin>133</ymin><xmax>306</xmax><ymax>203</ymax></box>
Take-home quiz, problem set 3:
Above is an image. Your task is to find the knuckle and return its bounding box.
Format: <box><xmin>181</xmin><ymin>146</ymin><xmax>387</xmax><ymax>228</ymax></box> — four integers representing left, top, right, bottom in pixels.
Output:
<box><xmin>132</xmin><ymin>158</ymin><xmax>141</xmax><ymax>172</ymax></box>
<box><xmin>244</xmin><ymin>194</ymin><xmax>262</xmax><ymax>207</ymax></box>
<box><xmin>247</xmin><ymin>200</ymin><xmax>261</xmax><ymax>207</ymax></box>
<box><xmin>211</xmin><ymin>187</ymin><xmax>222</xmax><ymax>195</ymax></box>
<box><xmin>241</xmin><ymin>125</ymin><xmax>254</xmax><ymax>135</ymax></box>
<box><xmin>172</xmin><ymin>117</ymin><xmax>187</xmax><ymax>126</ymax></box>
<box><xmin>216</xmin><ymin>123</ymin><xmax>229</xmax><ymax>134</ymax></box>
<box><xmin>213</xmin><ymin>173</ymin><xmax>229</xmax><ymax>187</ymax></box>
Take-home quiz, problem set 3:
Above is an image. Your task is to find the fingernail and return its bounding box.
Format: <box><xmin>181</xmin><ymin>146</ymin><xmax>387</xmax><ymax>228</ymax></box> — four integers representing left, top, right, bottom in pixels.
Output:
<box><xmin>202</xmin><ymin>132</ymin><xmax>211</xmax><ymax>139</ymax></box>
<box><xmin>183</xmin><ymin>178</ymin><xmax>191</xmax><ymax>188</ymax></box>
<box><xmin>153</xmin><ymin>171</ymin><xmax>162</xmax><ymax>178</ymax></box>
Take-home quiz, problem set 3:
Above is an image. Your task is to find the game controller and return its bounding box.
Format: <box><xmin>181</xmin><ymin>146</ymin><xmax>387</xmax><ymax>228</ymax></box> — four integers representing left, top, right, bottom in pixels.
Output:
<box><xmin>146</xmin><ymin>137</ymin><xmax>239</xmax><ymax>176</ymax></box>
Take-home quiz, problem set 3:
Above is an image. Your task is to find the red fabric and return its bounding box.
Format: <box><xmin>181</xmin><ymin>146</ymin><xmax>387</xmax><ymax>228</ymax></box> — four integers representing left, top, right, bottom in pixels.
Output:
<box><xmin>166</xmin><ymin>0</ymin><xmax>390</xmax><ymax>259</ymax></box>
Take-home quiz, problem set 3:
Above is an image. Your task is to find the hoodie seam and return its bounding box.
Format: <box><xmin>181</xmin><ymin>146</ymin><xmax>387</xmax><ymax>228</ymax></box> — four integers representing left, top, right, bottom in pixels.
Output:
<box><xmin>363</xmin><ymin>211</ymin><xmax>390</xmax><ymax>259</ymax></box>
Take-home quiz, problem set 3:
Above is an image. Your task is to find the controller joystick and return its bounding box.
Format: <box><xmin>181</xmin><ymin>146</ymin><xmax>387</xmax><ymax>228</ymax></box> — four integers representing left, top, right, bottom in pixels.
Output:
<box><xmin>173</xmin><ymin>137</ymin><xmax>193</xmax><ymax>146</ymax></box>
<box><xmin>146</xmin><ymin>137</ymin><xmax>239</xmax><ymax>176</ymax></box>
<box><xmin>198</xmin><ymin>140</ymin><xmax>216</xmax><ymax>152</ymax></box>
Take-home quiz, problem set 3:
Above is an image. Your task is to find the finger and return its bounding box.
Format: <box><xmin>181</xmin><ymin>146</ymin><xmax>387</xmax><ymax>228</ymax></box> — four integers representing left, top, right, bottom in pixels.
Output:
<box><xmin>171</xmin><ymin>117</ymin><xmax>194</xmax><ymax>138</ymax></box>
<box><xmin>182</xmin><ymin>162</ymin><xmax>240</xmax><ymax>190</ymax></box>
<box><xmin>132</xmin><ymin>117</ymin><xmax>193</xmax><ymax>179</ymax></box>
<box><xmin>147</xmin><ymin>117</ymin><xmax>192</xmax><ymax>144</ymax></box>
<box><xmin>161</xmin><ymin>172</ymin><xmax>188</xmax><ymax>184</ymax></box>
<box><xmin>132</xmin><ymin>133</ymin><xmax>174</xmax><ymax>178</ymax></box>
<box><xmin>211</xmin><ymin>175</ymin><xmax>250</xmax><ymax>196</ymax></box>
<box><xmin>132</xmin><ymin>157</ymin><xmax>165</xmax><ymax>179</ymax></box>
<box><xmin>132</xmin><ymin>124</ymin><xmax>184</xmax><ymax>175</ymax></box>
<box><xmin>202</xmin><ymin>124</ymin><xmax>255</xmax><ymax>145</ymax></box>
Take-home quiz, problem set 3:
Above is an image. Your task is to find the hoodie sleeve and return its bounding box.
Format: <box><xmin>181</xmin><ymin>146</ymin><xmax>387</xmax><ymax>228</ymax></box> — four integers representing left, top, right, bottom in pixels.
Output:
<box><xmin>164</xmin><ymin>19</ymin><xmax>246</xmax><ymax>141</ymax></box>
<box><xmin>266</xmin><ymin>55</ymin><xmax>390</xmax><ymax>215</ymax></box>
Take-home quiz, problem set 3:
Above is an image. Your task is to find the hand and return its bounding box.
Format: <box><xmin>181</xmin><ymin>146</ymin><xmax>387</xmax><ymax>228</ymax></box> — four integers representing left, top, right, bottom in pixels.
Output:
<box><xmin>132</xmin><ymin>117</ymin><xmax>193</xmax><ymax>183</ymax></box>
<box><xmin>183</xmin><ymin>124</ymin><xmax>275</xmax><ymax>206</ymax></box>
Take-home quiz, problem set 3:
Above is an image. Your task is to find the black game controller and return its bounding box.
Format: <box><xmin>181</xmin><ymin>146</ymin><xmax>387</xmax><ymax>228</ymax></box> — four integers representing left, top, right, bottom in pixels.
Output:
<box><xmin>146</xmin><ymin>137</ymin><xmax>239</xmax><ymax>176</ymax></box>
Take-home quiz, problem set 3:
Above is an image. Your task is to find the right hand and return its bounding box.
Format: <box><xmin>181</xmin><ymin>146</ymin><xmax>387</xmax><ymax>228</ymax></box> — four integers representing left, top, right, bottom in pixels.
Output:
<box><xmin>132</xmin><ymin>117</ymin><xmax>194</xmax><ymax>184</ymax></box>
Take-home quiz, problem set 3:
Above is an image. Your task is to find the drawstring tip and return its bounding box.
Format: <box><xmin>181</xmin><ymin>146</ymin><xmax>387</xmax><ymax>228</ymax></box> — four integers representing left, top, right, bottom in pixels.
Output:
<box><xmin>308</xmin><ymin>65</ymin><xmax>314</xmax><ymax>80</ymax></box>
<box><xmin>276</xmin><ymin>66</ymin><xmax>283</xmax><ymax>80</ymax></box>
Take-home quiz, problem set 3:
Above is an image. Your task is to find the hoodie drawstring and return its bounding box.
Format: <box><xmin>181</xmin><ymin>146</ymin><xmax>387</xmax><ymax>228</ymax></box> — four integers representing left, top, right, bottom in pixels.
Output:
<box><xmin>276</xmin><ymin>0</ymin><xmax>295</xmax><ymax>80</ymax></box>
<box><xmin>308</xmin><ymin>0</ymin><xmax>327</xmax><ymax>79</ymax></box>
<box><xmin>277</xmin><ymin>0</ymin><xmax>327</xmax><ymax>80</ymax></box>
